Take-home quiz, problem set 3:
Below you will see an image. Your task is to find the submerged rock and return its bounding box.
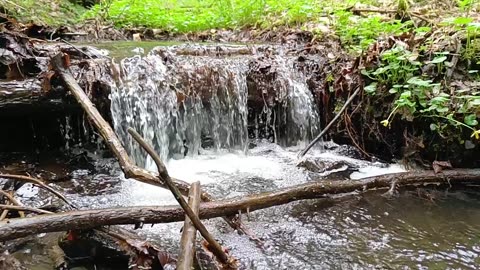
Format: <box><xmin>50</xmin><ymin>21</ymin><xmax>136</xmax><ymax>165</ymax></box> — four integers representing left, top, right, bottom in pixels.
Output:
<box><xmin>0</xmin><ymin>252</ymin><xmax>26</xmax><ymax>270</ymax></box>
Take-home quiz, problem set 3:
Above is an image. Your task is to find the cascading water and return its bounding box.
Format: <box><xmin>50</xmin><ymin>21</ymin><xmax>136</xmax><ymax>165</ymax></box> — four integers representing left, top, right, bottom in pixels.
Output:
<box><xmin>109</xmin><ymin>45</ymin><xmax>321</xmax><ymax>168</ymax></box>
<box><xmin>264</xmin><ymin>55</ymin><xmax>321</xmax><ymax>147</ymax></box>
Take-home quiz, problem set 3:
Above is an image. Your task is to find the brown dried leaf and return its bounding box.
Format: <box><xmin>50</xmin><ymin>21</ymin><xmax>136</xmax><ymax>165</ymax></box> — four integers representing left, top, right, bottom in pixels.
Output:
<box><xmin>40</xmin><ymin>71</ymin><xmax>55</xmax><ymax>93</ymax></box>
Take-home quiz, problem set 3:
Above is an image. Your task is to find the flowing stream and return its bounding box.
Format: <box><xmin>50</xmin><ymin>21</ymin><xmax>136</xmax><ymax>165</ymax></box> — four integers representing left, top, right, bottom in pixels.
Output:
<box><xmin>9</xmin><ymin>43</ymin><xmax>480</xmax><ymax>269</ymax></box>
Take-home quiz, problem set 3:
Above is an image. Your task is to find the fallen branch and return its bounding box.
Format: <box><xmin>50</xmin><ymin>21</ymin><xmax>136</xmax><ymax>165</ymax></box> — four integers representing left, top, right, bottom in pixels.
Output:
<box><xmin>1</xmin><ymin>169</ymin><xmax>479</xmax><ymax>241</ymax></box>
<box><xmin>0</xmin><ymin>174</ymin><xmax>75</xmax><ymax>209</ymax></box>
<box><xmin>128</xmin><ymin>128</ymin><xmax>234</xmax><ymax>266</ymax></box>
<box><xmin>177</xmin><ymin>182</ymin><xmax>201</xmax><ymax>270</ymax></box>
<box><xmin>51</xmin><ymin>53</ymin><xmax>246</xmax><ymax>233</ymax></box>
<box><xmin>0</xmin><ymin>190</ymin><xmax>24</xmax><ymax>220</ymax></box>
<box><xmin>299</xmin><ymin>87</ymin><xmax>361</xmax><ymax>157</ymax></box>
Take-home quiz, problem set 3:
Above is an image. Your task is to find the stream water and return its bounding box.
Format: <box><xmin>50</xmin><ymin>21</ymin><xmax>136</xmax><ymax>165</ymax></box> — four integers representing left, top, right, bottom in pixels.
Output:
<box><xmin>15</xmin><ymin>145</ymin><xmax>480</xmax><ymax>270</ymax></box>
<box><xmin>7</xmin><ymin>43</ymin><xmax>480</xmax><ymax>269</ymax></box>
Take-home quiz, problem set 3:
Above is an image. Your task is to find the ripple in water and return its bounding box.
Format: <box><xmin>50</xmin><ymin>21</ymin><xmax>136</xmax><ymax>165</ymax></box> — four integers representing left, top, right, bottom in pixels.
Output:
<box><xmin>56</xmin><ymin>143</ymin><xmax>480</xmax><ymax>269</ymax></box>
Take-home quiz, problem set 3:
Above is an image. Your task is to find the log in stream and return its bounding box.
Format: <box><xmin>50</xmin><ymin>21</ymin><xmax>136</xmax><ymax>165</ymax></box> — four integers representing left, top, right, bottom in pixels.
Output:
<box><xmin>1</xmin><ymin>169</ymin><xmax>479</xmax><ymax>241</ymax></box>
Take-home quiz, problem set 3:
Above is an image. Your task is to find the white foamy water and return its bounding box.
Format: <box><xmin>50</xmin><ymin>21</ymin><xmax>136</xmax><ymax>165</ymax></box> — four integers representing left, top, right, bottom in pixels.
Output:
<box><xmin>69</xmin><ymin>141</ymin><xmax>405</xmax><ymax>209</ymax></box>
<box><xmin>63</xmin><ymin>142</ymin><xmax>413</xmax><ymax>270</ymax></box>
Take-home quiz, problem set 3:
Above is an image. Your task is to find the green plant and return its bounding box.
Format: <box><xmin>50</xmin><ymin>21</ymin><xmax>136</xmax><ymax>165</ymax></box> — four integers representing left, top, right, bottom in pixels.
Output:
<box><xmin>334</xmin><ymin>11</ymin><xmax>412</xmax><ymax>53</ymax></box>
<box><xmin>363</xmin><ymin>45</ymin><xmax>480</xmax><ymax>140</ymax></box>
<box><xmin>458</xmin><ymin>0</ymin><xmax>477</xmax><ymax>12</ymax></box>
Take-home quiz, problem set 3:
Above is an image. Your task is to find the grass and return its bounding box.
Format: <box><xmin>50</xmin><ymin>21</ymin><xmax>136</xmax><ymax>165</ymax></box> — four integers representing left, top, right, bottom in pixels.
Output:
<box><xmin>84</xmin><ymin>0</ymin><xmax>377</xmax><ymax>32</ymax></box>
<box><xmin>0</xmin><ymin>0</ymin><xmax>86</xmax><ymax>26</ymax></box>
<box><xmin>83</xmin><ymin>0</ymin><xmax>478</xmax><ymax>52</ymax></box>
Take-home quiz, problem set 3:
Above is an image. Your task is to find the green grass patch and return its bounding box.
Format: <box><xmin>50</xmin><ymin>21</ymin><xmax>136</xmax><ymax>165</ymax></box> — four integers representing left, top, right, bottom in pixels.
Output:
<box><xmin>0</xmin><ymin>0</ymin><xmax>86</xmax><ymax>26</ymax></box>
<box><xmin>85</xmin><ymin>0</ymin><xmax>381</xmax><ymax>32</ymax></box>
<box><xmin>84</xmin><ymin>0</ymin><xmax>420</xmax><ymax>53</ymax></box>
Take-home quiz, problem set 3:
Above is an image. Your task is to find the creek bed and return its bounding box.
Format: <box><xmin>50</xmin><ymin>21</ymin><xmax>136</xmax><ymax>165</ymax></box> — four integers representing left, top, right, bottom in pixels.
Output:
<box><xmin>9</xmin><ymin>143</ymin><xmax>480</xmax><ymax>269</ymax></box>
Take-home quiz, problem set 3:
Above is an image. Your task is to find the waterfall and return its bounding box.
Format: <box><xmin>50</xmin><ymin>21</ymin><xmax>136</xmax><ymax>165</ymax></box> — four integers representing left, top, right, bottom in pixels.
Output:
<box><xmin>264</xmin><ymin>55</ymin><xmax>321</xmax><ymax>147</ymax></box>
<box><xmin>109</xmin><ymin>45</ymin><xmax>321</xmax><ymax>168</ymax></box>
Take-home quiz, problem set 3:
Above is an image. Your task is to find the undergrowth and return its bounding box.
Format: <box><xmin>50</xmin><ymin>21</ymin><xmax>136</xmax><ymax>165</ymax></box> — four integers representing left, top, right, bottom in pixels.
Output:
<box><xmin>362</xmin><ymin>16</ymin><xmax>480</xmax><ymax>146</ymax></box>
<box><xmin>83</xmin><ymin>0</ymin><xmax>380</xmax><ymax>33</ymax></box>
<box><xmin>0</xmin><ymin>0</ymin><xmax>85</xmax><ymax>26</ymax></box>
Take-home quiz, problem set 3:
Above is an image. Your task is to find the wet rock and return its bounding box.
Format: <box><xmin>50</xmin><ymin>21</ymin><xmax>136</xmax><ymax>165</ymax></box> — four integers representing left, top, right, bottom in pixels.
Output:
<box><xmin>297</xmin><ymin>158</ymin><xmax>328</xmax><ymax>173</ymax></box>
<box><xmin>246</xmin><ymin>55</ymin><xmax>289</xmax><ymax>109</ymax></box>
<box><xmin>297</xmin><ymin>157</ymin><xmax>359</xmax><ymax>175</ymax></box>
<box><xmin>0</xmin><ymin>252</ymin><xmax>26</xmax><ymax>270</ymax></box>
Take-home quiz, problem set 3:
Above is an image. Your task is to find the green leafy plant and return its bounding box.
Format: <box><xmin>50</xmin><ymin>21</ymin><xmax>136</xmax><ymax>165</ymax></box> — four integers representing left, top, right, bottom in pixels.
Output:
<box><xmin>363</xmin><ymin>45</ymin><xmax>480</xmax><ymax>140</ymax></box>
<box><xmin>334</xmin><ymin>11</ymin><xmax>412</xmax><ymax>53</ymax></box>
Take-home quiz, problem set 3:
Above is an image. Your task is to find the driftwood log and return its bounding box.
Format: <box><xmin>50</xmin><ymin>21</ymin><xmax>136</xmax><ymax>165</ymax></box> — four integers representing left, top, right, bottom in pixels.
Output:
<box><xmin>1</xmin><ymin>169</ymin><xmax>479</xmax><ymax>241</ymax></box>
<box><xmin>177</xmin><ymin>182</ymin><xmax>201</xmax><ymax>270</ymax></box>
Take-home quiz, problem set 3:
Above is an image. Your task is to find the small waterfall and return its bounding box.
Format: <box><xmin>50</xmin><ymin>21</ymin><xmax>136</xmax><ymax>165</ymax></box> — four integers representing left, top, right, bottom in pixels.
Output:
<box><xmin>109</xmin><ymin>45</ymin><xmax>321</xmax><ymax>167</ymax></box>
<box><xmin>110</xmin><ymin>49</ymin><xmax>249</xmax><ymax>167</ymax></box>
<box><xmin>269</xmin><ymin>56</ymin><xmax>321</xmax><ymax>147</ymax></box>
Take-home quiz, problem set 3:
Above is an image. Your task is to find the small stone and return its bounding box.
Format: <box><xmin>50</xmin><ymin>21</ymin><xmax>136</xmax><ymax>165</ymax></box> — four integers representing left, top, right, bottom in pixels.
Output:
<box><xmin>132</xmin><ymin>33</ymin><xmax>141</xmax><ymax>41</ymax></box>
<box><xmin>465</xmin><ymin>140</ymin><xmax>476</xmax><ymax>149</ymax></box>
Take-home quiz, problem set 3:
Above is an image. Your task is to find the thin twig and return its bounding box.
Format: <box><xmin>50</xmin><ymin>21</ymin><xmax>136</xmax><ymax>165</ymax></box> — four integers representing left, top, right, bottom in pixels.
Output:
<box><xmin>299</xmin><ymin>86</ymin><xmax>362</xmax><ymax>157</ymax></box>
<box><xmin>0</xmin><ymin>190</ymin><xmax>25</xmax><ymax>219</ymax></box>
<box><xmin>0</xmin><ymin>204</ymin><xmax>53</xmax><ymax>215</ymax></box>
<box><xmin>128</xmin><ymin>127</ymin><xmax>234</xmax><ymax>266</ymax></box>
<box><xmin>0</xmin><ymin>174</ymin><xmax>76</xmax><ymax>209</ymax></box>
<box><xmin>446</xmin><ymin>38</ymin><xmax>462</xmax><ymax>82</ymax></box>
